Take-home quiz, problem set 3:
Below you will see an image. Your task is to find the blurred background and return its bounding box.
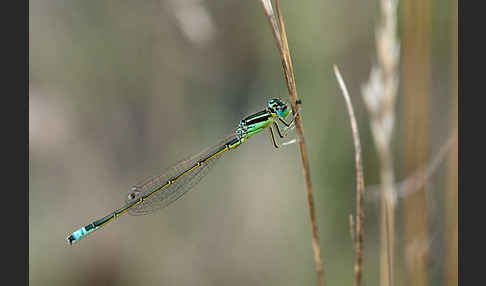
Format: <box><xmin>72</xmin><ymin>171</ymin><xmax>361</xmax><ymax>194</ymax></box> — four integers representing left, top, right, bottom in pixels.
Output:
<box><xmin>29</xmin><ymin>1</ymin><xmax>458</xmax><ymax>286</ymax></box>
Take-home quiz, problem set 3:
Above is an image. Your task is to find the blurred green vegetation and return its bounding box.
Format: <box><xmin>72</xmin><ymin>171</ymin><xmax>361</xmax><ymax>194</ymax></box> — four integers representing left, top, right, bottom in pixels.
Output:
<box><xmin>29</xmin><ymin>1</ymin><xmax>456</xmax><ymax>286</ymax></box>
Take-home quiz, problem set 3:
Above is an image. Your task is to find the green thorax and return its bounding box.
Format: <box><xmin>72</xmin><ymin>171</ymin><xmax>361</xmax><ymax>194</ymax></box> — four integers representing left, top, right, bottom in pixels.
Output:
<box><xmin>238</xmin><ymin>109</ymin><xmax>275</xmax><ymax>139</ymax></box>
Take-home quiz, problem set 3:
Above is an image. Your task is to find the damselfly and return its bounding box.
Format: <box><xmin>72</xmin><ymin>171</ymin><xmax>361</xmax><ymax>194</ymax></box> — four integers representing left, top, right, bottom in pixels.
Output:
<box><xmin>67</xmin><ymin>98</ymin><xmax>298</xmax><ymax>245</ymax></box>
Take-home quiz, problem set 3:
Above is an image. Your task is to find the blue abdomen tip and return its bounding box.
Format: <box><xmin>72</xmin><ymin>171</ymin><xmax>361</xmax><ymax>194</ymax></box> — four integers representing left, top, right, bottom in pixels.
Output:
<box><xmin>67</xmin><ymin>227</ymin><xmax>87</xmax><ymax>245</ymax></box>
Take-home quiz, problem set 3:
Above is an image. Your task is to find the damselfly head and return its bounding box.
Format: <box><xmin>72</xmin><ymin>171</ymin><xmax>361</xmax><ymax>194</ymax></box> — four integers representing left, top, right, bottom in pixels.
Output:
<box><xmin>268</xmin><ymin>98</ymin><xmax>289</xmax><ymax>118</ymax></box>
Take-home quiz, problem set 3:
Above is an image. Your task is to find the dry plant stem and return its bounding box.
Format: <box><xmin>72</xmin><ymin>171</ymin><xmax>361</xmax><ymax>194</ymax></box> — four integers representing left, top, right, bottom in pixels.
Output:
<box><xmin>361</xmin><ymin>0</ymin><xmax>400</xmax><ymax>285</ymax></box>
<box><xmin>334</xmin><ymin>65</ymin><xmax>365</xmax><ymax>286</ymax></box>
<box><xmin>259</xmin><ymin>0</ymin><xmax>292</xmax><ymax>90</ymax></box>
<box><xmin>275</xmin><ymin>3</ymin><xmax>323</xmax><ymax>285</ymax></box>
<box><xmin>379</xmin><ymin>153</ymin><xmax>395</xmax><ymax>286</ymax></box>
<box><xmin>349</xmin><ymin>214</ymin><xmax>356</xmax><ymax>250</ymax></box>
<box><xmin>259</xmin><ymin>1</ymin><xmax>324</xmax><ymax>286</ymax></box>
<box><xmin>445</xmin><ymin>0</ymin><xmax>458</xmax><ymax>284</ymax></box>
<box><xmin>376</xmin><ymin>1</ymin><xmax>399</xmax><ymax>282</ymax></box>
<box><xmin>402</xmin><ymin>0</ymin><xmax>431</xmax><ymax>284</ymax></box>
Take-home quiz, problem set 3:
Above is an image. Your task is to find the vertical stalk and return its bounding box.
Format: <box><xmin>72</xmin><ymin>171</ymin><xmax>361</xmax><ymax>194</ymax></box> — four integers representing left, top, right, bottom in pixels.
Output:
<box><xmin>361</xmin><ymin>1</ymin><xmax>400</xmax><ymax>285</ymax></box>
<box><xmin>378</xmin><ymin>145</ymin><xmax>395</xmax><ymax>286</ymax></box>
<box><xmin>401</xmin><ymin>0</ymin><xmax>431</xmax><ymax>285</ymax></box>
<box><xmin>445</xmin><ymin>0</ymin><xmax>458</xmax><ymax>285</ymax></box>
<box><xmin>333</xmin><ymin>65</ymin><xmax>366</xmax><ymax>286</ymax></box>
<box><xmin>258</xmin><ymin>1</ymin><xmax>324</xmax><ymax>285</ymax></box>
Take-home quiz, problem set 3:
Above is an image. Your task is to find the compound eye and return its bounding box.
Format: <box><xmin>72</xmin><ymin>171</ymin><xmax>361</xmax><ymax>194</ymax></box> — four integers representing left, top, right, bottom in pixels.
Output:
<box><xmin>276</xmin><ymin>105</ymin><xmax>288</xmax><ymax>117</ymax></box>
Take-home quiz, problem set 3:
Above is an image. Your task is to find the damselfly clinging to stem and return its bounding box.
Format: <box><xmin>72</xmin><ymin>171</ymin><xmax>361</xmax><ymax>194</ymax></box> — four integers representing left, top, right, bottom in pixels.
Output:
<box><xmin>67</xmin><ymin>98</ymin><xmax>300</xmax><ymax>245</ymax></box>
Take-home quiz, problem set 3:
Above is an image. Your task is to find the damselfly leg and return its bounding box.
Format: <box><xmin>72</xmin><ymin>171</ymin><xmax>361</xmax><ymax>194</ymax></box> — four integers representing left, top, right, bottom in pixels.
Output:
<box><xmin>268</xmin><ymin>112</ymin><xmax>298</xmax><ymax>149</ymax></box>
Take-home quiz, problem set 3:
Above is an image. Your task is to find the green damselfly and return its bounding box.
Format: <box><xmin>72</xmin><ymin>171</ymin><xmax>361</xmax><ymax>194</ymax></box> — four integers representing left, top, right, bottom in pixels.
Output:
<box><xmin>67</xmin><ymin>98</ymin><xmax>298</xmax><ymax>245</ymax></box>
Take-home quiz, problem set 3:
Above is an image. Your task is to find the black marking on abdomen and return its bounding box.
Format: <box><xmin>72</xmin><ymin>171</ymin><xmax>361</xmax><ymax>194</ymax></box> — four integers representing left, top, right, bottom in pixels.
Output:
<box><xmin>226</xmin><ymin>137</ymin><xmax>241</xmax><ymax>147</ymax></box>
<box><xmin>85</xmin><ymin>223</ymin><xmax>95</xmax><ymax>231</ymax></box>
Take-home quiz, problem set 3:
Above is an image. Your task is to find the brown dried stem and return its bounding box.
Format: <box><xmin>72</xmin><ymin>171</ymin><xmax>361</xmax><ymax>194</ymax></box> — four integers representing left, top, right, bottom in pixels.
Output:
<box><xmin>259</xmin><ymin>1</ymin><xmax>324</xmax><ymax>286</ymax></box>
<box><xmin>334</xmin><ymin>65</ymin><xmax>365</xmax><ymax>286</ymax></box>
<box><xmin>361</xmin><ymin>0</ymin><xmax>400</xmax><ymax>285</ymax></box>
<box><xmin>445</xmin><ymin>0</ymin><xmax>458</xmax><ymax>284</ymax></box>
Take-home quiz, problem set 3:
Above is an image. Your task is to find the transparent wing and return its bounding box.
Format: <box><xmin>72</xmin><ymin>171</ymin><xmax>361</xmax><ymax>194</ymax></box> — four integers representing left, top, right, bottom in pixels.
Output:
<box><xmin>125</xmin><ymin>132</ymin><xmax>239</xmax><ymax>216</ymax></box>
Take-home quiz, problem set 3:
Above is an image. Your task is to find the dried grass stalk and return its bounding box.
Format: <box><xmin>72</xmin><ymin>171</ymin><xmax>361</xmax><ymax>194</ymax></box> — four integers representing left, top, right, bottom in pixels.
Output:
<box><xmin>361</xmin><ymin>0</ymin><xmax>400</xmax><ymax>285</ymax></box>
<box><xmin>334</xmin><ymin>65</ymin><xmax>366</xmax><ymax>286</ymax></box>
<box><xmin>258</xmin><ymin>1</ymin><xmax>324</xmax><ymax>285</ymax></box>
